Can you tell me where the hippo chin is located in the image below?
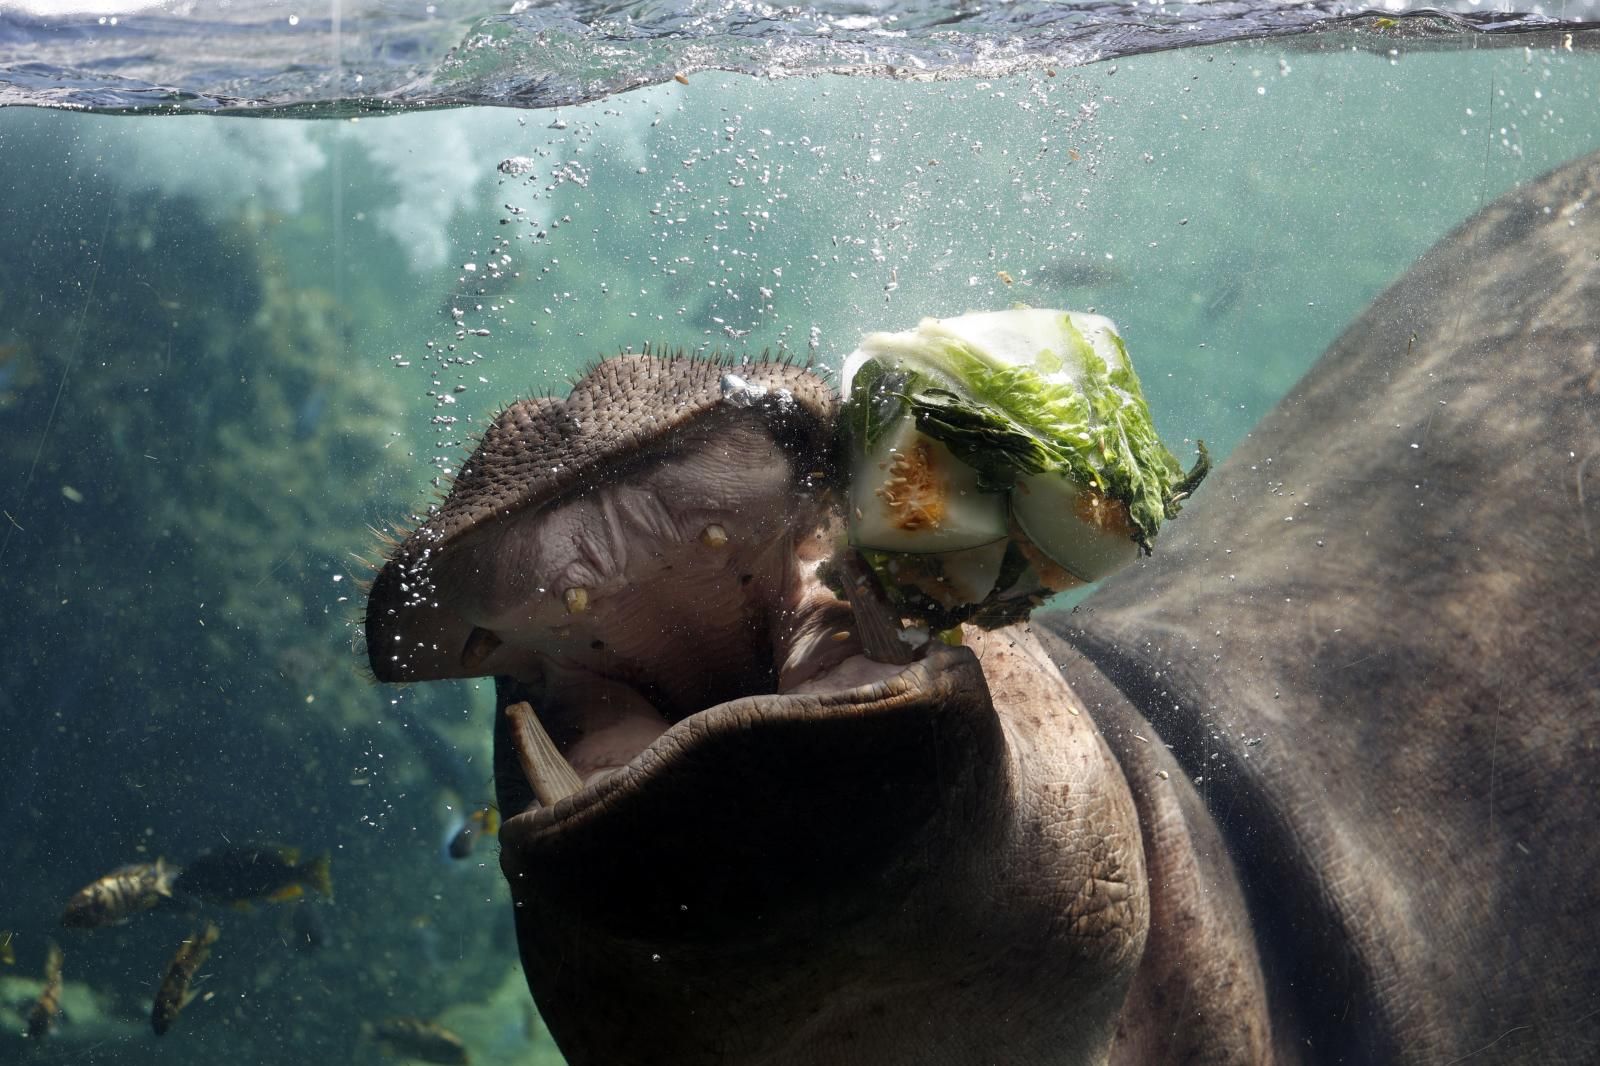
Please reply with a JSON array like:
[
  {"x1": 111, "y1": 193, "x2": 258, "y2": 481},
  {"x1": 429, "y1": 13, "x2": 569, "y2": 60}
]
[{"x1": 366, "y1": 150, "x2": 1600, "y2": 1065}]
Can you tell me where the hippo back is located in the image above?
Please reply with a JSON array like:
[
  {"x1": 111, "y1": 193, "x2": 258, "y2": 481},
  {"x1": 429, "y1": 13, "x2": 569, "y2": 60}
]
[{"x1": 1053, "y1": 150, "x2": 1600, "y2": 1061}]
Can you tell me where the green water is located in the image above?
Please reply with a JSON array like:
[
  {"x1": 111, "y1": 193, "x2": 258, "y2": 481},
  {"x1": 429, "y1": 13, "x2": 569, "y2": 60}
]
[{"x1": 1, "y1": 28, "x2": 1596, "y2": 1065}]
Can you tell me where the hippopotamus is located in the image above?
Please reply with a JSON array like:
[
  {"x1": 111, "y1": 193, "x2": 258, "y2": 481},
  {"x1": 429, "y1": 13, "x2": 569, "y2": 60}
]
[{"x1": 364, "y1": 149, "x2": 1600, "y2": 1064}]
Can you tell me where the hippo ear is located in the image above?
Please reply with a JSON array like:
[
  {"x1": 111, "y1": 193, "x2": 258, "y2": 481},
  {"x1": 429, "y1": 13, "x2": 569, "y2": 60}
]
[{"x1": 1055, "y1": 149, "x2": 1600, "y2": 1057}]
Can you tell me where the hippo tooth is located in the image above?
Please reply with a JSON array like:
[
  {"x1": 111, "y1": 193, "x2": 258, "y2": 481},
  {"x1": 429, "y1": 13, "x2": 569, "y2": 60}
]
[
  {"x1": 459, "y1": 626, "x2": 502, "y2": 671},
  {"x1": 563, "y1": 587, "x2": 589, "y2": 615},
  {"x1": 700, "y1": 524, "x2": 729, "y2": 548},
  {"x1": 504, "y1": 701, "x2": 583, "y2": 807}
]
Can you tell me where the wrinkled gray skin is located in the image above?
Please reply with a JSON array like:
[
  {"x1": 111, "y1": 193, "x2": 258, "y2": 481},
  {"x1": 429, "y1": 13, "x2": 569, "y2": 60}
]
[{"x1": 366, "y1": 151, "x2": 1600, "y2": 1064}]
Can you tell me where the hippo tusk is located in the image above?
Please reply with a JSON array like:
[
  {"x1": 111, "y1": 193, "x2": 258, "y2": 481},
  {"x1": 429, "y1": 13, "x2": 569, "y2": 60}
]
[{"x1": 505, "y1": 701, "x2": 583, "y2": 807}]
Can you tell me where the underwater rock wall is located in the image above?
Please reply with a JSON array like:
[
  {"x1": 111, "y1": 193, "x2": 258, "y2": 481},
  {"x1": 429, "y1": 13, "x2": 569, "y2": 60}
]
[{"x1": 0, "y1": 116, "x2": 529, "y2": 1064}]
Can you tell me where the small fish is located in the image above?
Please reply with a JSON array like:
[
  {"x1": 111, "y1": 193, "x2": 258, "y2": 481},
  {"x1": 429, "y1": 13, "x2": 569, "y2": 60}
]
[
  {"x1": 1200, "y1": 273, "x2": 1247, "y2": 322},
  {"x1": 151, "y1": 922, "x2": 219, "y2": 1036},
  {"x1": 174, "y1": 845, "x2": 332, "y2": 906},
  {"x1": 1, "y1": 929, "x2": 14, "y2": 964},
  {"x1": 26, "y1": 940, "x2": 63, "y2": 1039},
  {"x1": 1033, "y1": 257, "x2": 1126, "y2": 290},
  {"x1": 446, "y1": 805, "x2": 501, "y2": 860},
  {"x1": 371, "y1": 1017, "x2": 471, "y2": 1064},
  {"x1": 294, "y1": 386, "x2": 329, "y2": 440},
  {"x1": 61, "y1": 858, "x2": 180, "y2": 927}
]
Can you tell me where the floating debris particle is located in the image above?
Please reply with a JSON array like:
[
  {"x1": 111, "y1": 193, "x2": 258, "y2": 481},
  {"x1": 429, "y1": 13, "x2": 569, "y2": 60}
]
[
  {"x1": 290, "y1": 901, "x2": 329, "y2": 951},
  {"x1": 496, "y1": 156, "x2": 536, "y2": 177}
]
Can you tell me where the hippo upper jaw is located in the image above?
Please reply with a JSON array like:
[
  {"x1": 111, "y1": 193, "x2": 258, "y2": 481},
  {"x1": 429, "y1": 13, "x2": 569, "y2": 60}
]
[
  {"x1": 364, "y1": 354, "x2": 839, "y2": 694},
  {"x1": 370, "y1": 411, "x2": 877, "y2": 788}
]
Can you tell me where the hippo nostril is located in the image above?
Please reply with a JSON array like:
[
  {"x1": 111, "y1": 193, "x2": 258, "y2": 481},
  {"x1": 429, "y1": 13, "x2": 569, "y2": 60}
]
[{"x1": 460, "y1": 626, "x2": 502, "y2": 671}]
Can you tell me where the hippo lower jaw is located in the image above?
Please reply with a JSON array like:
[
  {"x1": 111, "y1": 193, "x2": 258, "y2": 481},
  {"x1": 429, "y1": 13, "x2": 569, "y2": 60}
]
[{"x1": 492, "y1": 631, "x2": 1152, "y2": 1066}]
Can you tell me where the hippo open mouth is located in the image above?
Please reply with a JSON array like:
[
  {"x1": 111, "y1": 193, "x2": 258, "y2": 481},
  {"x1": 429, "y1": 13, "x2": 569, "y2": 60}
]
[
  {"x1": 365, "y1": 354, "x2": 917, "y2": 818},
  {"x1": 364, "y1": 352, "x2": 1152, "y2": 1066}
]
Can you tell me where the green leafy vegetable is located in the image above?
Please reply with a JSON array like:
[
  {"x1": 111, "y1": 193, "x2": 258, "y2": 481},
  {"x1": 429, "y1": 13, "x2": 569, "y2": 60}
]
[{"x1": 839, "y1": 307, "x2": 1206, "y2": 626}]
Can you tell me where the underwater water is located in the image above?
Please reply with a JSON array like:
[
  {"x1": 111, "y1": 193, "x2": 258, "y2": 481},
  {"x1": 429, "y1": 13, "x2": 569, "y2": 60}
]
[{"x1": 1, "y1": 3, "x2": 1598, "y2": 1064}]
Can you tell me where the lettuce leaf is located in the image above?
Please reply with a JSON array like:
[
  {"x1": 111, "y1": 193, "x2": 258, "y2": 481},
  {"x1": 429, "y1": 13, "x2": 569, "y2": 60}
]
[{"x1": 843, "y1": 308, "x2": 1201, "y2": 550}]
